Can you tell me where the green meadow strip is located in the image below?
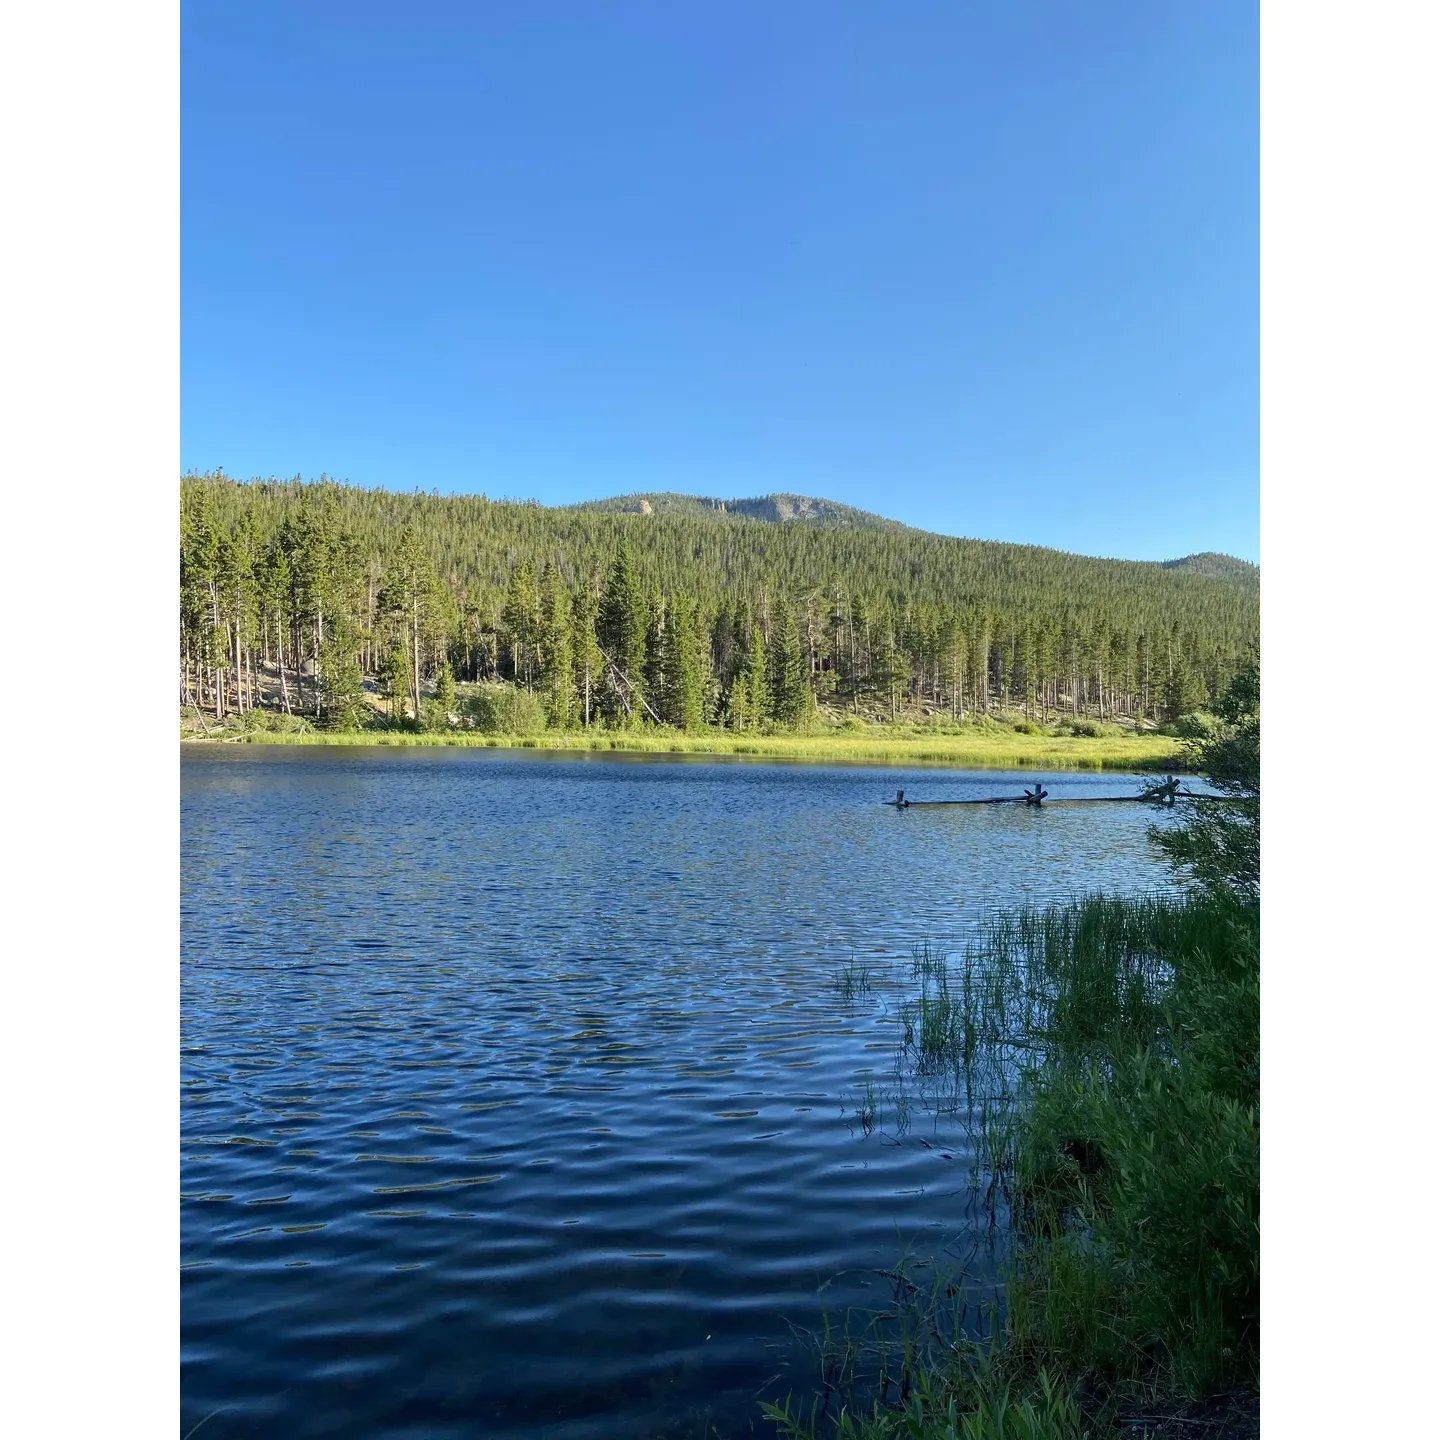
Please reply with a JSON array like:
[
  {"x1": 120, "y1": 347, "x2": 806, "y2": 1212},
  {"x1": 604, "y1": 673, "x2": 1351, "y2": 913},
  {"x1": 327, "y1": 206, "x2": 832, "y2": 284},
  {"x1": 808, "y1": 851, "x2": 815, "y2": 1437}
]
[{"x1": 182, "y1": 724, "x2": 1187, "y2": 773}]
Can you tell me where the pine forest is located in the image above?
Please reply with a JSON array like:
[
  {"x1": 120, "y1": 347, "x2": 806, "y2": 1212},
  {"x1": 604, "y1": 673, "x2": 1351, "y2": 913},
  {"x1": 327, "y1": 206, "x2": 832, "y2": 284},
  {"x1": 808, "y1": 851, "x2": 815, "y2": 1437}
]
[{"x1": 179, "y1": 473, "x2": 1259, "y2": 736}]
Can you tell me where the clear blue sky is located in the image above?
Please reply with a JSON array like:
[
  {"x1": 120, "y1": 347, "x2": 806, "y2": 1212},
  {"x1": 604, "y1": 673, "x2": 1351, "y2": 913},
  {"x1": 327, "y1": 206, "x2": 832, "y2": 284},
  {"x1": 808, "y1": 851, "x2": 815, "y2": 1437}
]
[{"x1": 182, "y1": 2, "x2": 1258, "y2": 563}]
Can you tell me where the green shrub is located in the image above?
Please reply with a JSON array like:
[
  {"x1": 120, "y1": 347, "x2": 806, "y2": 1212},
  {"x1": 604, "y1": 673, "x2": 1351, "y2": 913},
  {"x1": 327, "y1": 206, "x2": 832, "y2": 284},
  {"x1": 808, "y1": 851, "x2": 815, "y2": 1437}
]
[
  {"x1": 227, "y1": 708, "x2": 316, "y2": 736},
  {"x1": 1173, "y1": 711, "x2": 1220, "y2": 740},
  {"x1": 1005, "y1": 896, "x2": 1259, "y2": 1397},
  {"x1": 421, "y1": 698, "x2": 459, "y2": 731},
  {"x1": 459, "y1": 682, "x2": 547, "y2": 735}
]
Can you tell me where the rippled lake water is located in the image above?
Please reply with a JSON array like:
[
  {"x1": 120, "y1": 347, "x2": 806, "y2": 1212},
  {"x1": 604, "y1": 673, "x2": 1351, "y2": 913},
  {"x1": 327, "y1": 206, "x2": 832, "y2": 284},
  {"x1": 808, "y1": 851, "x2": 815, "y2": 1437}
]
[{"x1": 181, "y1": 746, "x2": 1179, "y2": 1439}]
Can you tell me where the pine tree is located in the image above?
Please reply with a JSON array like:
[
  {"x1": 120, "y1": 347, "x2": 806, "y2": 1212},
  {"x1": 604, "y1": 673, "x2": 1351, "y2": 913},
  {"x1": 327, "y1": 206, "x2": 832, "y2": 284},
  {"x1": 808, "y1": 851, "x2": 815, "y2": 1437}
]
[
  {"x1": 597, "y1": 539, "x2": 648, "y2": 722},
  {"x1": 728, "y1": 623, "x2": 769, "y2": 729},
  {"x1": 570, "y1": 584, "x2": 602, "y2": 727},
  {"x1": 180, "y1": 486, "x2": 223, "y2": 717},
  {"x1": 318, "y1": 625, "x2": 367, "y2": 729},
  {"x1": 767, "y1": 598, "x2": 810, "y2": 727},
  {"x1": 661, "y1": 591, "x2": 706, "y2": 730},
  {"x1": 849, "y1": 594, "x2": 871, "y2": 712},
  {"x1": 501, "y1": 560, "x2": 540, "y2": 689},
  {"x1": 1161, "y1": 651, "x2": 1207, "y2": 724},
  {"x1": 434, "y1": 657, "x2": 457, "y2": 725},
  {"x1": 873, "y1": 622, "x2": 909, "y2": 724},
  {"x1": 257, "y1": 540, "x2": 295, "y2": 713},
  {"x1": 379, "y1": 524, "x2": 438, "y2": 728},
  {"x1": 940, "y1": 613, "x2": 966, "y2": 719},
  {"x1": 643, "y1": 586, "x2": 666, "y2": 716},
  {"x1": 382, "y1": 644, "x2": 411, "y2": 723},
  {"x1": 538, "y1": 564, "x2": 575, "y2": 728}
]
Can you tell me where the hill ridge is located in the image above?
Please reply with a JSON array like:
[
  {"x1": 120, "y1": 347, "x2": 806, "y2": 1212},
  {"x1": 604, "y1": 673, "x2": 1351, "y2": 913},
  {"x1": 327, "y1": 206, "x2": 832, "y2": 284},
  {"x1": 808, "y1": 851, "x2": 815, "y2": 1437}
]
[
  {"x1": 572, "y1": 490, "x2": 905, "y2": 533},
  {"x1": 572, "y1": 489, "x2": 1255, "y2": 581}
]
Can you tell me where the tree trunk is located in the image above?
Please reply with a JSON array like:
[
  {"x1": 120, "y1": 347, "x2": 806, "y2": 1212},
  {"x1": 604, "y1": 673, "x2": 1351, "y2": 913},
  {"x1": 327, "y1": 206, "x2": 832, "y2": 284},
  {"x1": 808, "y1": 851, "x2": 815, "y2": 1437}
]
[{"x1": 233, "y1": 612, "x2": 244, "y2": 713}]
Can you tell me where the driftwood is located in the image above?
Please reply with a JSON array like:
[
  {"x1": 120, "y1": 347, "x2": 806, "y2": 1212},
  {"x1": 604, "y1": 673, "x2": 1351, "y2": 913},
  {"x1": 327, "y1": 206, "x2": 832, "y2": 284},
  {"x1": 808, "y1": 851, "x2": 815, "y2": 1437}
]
[{"x1": 885, "y1": 777, "x2": 1221, "y2": 809}]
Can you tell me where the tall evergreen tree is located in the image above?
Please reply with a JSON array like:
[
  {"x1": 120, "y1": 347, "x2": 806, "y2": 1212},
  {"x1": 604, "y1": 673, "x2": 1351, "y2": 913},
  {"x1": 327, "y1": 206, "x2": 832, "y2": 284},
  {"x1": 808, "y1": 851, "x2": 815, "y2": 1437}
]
[
  {"x1": 728, "y1": 624, "x2": 769, "y2": 729},
  {"x1": 597, "y1": 539, "x2": 649, "y2": 722},
  {"x1": 318, "y1": 624, "x2": 367, "y2": 729},
  {"x1": 501, "y1": 560, "x2": 540, "y2": 689},
  {"x1": 874, "y1": 622, "x2": 910, "y2": 724},
  {"x1": 433, "y1": 656, "x2": 458, "y2": 724},
  {"x1": 643, "y1": 585, "x2": 666, "y2": 712},
  {"x1": 660, "y1": 591, "x2": 706, "y2": 730},
  {"x1": 767, "y1": 598, "x2": 811, "y2": 727},
  {"x1": 379, "y1": 524, "x2": 439, "y2": 728},
  {"x1": 570, "y1": 584, "x2": 602, "y2": 727},
  {"x1": 382, "y1": 644, "x2": 411, "y2": 723},
  {"x1": 1162, "y1": 649, "x2": 1207, "y2": 723},
  {"x1": 538, "y1": 564, "x2": 576, "y2": 728}
]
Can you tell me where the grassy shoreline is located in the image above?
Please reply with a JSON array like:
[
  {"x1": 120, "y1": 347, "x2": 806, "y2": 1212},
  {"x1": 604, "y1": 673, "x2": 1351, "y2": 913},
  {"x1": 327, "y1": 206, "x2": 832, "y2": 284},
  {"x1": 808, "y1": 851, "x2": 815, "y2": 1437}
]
[
  {"x1": 180, "y1": 723, "x2": 1188, "y2": 772},
  {"x1": 765, "y1": 674, "x2": 1259, "y2": 1439}
]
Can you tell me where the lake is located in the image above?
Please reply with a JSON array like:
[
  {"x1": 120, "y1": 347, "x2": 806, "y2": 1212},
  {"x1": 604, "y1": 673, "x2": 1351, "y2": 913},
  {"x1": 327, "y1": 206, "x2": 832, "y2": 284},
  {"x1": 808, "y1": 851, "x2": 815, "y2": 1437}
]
[{"x1": 181, "y1": 746, "x2": 1179, "y2": 1438}]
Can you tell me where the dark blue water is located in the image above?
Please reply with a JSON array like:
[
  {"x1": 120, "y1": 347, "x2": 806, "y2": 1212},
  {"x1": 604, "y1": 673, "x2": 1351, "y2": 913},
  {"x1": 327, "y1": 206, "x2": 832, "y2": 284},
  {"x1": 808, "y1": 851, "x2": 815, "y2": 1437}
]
[{"x1": 181, "y1": 747, "x2": 1178, "y2": 1438}]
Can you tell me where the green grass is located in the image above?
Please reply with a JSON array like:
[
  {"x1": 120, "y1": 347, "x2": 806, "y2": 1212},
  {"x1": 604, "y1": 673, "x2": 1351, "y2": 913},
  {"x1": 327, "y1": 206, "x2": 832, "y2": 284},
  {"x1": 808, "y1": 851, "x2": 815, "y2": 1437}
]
[
  {"x1": 761, "y1": 1259, "x2": 1093, "y2": 1440},
  {"x1": 775, "y1": 891, "x2": 1258, "y2": 1440},
  {"x1": 770, "y1": 679, "x2": 1260, "y2": 1439},
  {"x1": 180, "y1": 716, "x2": 1186, "y2": 772},
  {"x1": 1001, "y1": 897, "x2": 1259, "y2": 1401},
  {"x1": 764, "y1": 1355, "x2": 1091, "y2": 1440}
]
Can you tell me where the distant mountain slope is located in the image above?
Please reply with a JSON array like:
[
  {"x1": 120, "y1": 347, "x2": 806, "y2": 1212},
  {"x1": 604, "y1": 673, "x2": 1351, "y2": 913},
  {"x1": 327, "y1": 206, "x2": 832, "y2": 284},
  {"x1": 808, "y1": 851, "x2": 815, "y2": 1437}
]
[
  {"x1": 576, "y1": 492, "x2": 1258, "y2": 589},
  {"x1": 1159, "y1": 553, "x2": 1260, "y2": 591},
  {"x1": 574, "y1": 491, "x2": 903, "y2": 531},
  {"x1": 187, "y1": 475, "x2": 1259, "y2": 664}
]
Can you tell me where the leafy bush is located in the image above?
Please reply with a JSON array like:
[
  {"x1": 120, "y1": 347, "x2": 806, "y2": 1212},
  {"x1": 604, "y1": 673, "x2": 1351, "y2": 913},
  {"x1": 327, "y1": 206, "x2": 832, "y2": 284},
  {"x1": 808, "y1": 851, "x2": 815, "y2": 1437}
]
[
  {"x1": 421, "y1": 698, "x2": 460, "y2": 731},
  {"x1": 459, "y1": 682, "x2": 547, "y2": 735},
  {"x1": 1157, "y1": 661, "x2": 1259, "y2": 903},
  {"x1": 1173, "y1": 711, "x2": 1220, "y2": 740},
  {"x1": 1008, "y1": 896, "x2": 1259, "y2": 1396},
  {"x1": 226, "y1": 708, "x2": 315, "y2": 735}
]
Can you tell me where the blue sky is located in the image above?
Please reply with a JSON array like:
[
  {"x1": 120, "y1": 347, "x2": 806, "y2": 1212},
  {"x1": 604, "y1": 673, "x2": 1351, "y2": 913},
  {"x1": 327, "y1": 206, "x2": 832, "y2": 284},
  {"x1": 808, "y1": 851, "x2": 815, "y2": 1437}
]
[{"x1": 182, "y1": 2, "x2": 1258, "y2": 563}]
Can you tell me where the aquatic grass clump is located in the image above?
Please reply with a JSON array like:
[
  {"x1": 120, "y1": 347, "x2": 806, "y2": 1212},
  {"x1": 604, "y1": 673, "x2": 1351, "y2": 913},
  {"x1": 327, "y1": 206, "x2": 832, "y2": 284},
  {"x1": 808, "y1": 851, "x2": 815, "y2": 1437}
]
[
  {"x1": 835, "y1": 955, "x2": 875, "y2": 1005},
  {"x1": 973, "y1": 895, "x2": 1177, "y2": 1065},
  {"x1": 852, "y1": 1078, "x2": 880, "y2": 1137},
  {"x1": 763, "y1": 1322, "x2": 1091, "y2": 1440}
]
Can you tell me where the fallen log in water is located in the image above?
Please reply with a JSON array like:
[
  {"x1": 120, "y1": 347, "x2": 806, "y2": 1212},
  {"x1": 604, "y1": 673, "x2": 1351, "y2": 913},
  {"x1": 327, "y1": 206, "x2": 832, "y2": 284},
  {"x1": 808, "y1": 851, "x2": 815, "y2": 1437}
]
[{"x1": 883, "y1": 777, "x2": 1225, "y2": 808}]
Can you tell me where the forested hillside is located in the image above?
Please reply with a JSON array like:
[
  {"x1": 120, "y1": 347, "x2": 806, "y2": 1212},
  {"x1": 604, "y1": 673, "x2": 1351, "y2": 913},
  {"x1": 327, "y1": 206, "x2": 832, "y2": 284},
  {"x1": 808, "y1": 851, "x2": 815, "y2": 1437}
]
[
  {"x1": 576, "y1": 491, "x2": 904, "y2": 530},
  {"x1": 1160, "y1": 551, "x2": 1260, "y2": 590},
  {"x1": 180, "y1": 473, "x2": 1258, "y2": 733}
]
